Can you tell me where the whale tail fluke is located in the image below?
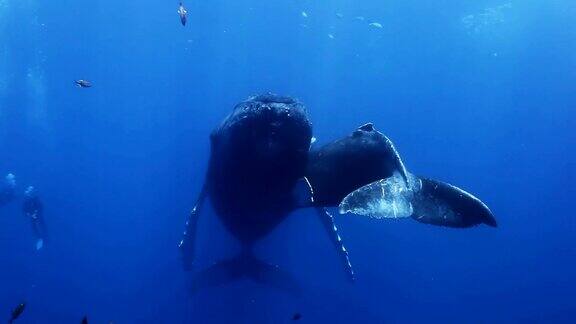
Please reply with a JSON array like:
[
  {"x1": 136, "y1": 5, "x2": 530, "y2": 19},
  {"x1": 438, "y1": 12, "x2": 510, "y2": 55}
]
[{"x1": 189, "y1": 250, "x2": 301, "y2": 295}]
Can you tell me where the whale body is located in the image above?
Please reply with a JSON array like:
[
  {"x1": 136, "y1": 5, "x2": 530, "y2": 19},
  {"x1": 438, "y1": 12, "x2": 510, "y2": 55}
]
[
  {"x1": 207, "y1": 94, "x2": 312, "y2": 242},
  {"x1": 306, "y1": 123, "x2": 497, "y2": 228},
  {"x1": 179, "y1": 97, "x2": 496, "y2": 282}
]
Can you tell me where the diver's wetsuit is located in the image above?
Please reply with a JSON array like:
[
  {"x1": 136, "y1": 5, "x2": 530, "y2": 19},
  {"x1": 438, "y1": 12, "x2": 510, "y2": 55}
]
[
  {"x1": 0, "y1": 188, "x2": 15, "y2": 207},
  {"x1": 0, "y1": 180, "x2": 16, "y2": 207},
  {"x1": 22, "y1": 194, "x2": 47, "y2": 246}
]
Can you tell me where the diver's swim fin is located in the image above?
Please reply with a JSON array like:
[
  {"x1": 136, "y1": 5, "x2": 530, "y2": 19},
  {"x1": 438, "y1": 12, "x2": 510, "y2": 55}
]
[
  {"x1": 411, "y1": 177, "x2": 497, "y2": 228},
  {"x1": 315, "y1": 207, "x2": 355, "y2": 282},
  {"x1": 179, "y1": 183, "x2": 208, "y2": 271}
]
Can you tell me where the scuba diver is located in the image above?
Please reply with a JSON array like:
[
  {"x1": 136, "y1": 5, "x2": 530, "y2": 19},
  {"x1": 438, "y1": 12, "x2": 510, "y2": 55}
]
[
  {"x1": 0, "y1": 173, "x2": 16, "y2": 207},
  {"x1": 22, "y1": 186, "x2": 47, "y2": 250}
]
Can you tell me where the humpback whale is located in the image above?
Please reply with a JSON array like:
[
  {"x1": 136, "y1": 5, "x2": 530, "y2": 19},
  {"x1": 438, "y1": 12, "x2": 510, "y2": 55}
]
[
  {"x1": 179, "y1": 94, "x2": 355, "y2": 281},
  {"x1": 306, "y1": 122, "x2": 497, "y2": 228},
  {"x1": 306, "y1": 122, "x2": 409, "y2": 207},
  {"x1": 179, "y1": 96, "x2": 496, "y2": 284}
]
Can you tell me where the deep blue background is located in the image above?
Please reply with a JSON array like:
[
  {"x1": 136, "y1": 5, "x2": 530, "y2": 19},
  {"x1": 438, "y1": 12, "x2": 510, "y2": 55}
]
[{"x1": 1, "y1": 0, "x2": 575, "y2": 322}]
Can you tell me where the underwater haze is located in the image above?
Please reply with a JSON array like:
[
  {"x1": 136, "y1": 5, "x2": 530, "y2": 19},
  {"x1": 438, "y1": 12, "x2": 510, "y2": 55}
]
[{"x1": 1, "y1": 0, "x2": 575, "y2": 323}]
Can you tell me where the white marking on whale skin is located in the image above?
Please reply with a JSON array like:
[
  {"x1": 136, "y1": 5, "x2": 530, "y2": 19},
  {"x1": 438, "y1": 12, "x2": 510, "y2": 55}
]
[
  {"x1": 303, "y1": 177, "x2": 315, "y2": 203},
  {"x1": 316, "y1": 207, "x2": 355, "y2": 280},
  {"x1": 339, "y1": 172, "x2": 420, "y2": 219}
]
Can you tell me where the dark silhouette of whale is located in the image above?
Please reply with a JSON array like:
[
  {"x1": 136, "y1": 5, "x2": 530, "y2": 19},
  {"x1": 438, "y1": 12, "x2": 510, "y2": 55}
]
[
  {"x1": 206, "y1": 94, "x2": 312, "y2": 242},
  {"x1": 179, "y1": 95, "x2": 496, "y2": 283},
  {"x1": 306, "y1": 122, "x2": 409, "y2": 207},
  {"x1": 306, "y1": 122, "x2": 497, "y2": 228},
  {"x1": 180, "y1": 94, "x2": 356, "y2": 281}
]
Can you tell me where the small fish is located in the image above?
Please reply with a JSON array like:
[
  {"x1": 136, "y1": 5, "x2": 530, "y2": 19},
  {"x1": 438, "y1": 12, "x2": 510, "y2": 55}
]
[
  {"x1": 336, "y1": 13, "x2": 344, "y2": 19},
  {"x1": 354, "y1": 16, "x2": 365, "y2": 21},
  {"x1": 369, "y1": 22, "x2": 383, "y2": 28},
  {"x1": 301, "y1": 11, "x2": 308, "y2": 18},
  {"x1": 75, "y1": 80, "x2": 92, "y2": 88},
  {"x1": 9, "y1": 303, "x2": 25, "y2": 323},
  {"x1": 178, "y1": 2, "x2": 187, "y2": 26},
  {"x1": 292, "y1": 313, "x2": 302, "y2": 321},
  {"x1": 327, "y1": 34, "x2": 335, "y2": 39},
  {"x1": 81, "y1": 316, "x2": 88, "y2": 324},
  {"x1": 311, "y1": 136, "x2": 317, "y2": 145}
]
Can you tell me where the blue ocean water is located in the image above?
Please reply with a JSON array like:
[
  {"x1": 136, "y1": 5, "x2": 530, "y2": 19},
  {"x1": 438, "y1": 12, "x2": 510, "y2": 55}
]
[{"x1": 1, "y1": 0, "x2": 575, "y2": 322}]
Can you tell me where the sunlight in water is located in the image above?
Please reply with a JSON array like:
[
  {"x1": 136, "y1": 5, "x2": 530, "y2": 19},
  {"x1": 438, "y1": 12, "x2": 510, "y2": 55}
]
[
  {"x1": 0, "y1": 0, "x2": 51, "y2": 134},
  {"x1": 26, "y1": 66, "x2": 49, "y2": 130},
  {"x1": 0, "y1": 1, "x2": 9, "y2": 121},
  {"x1": 461, "y1": 3, "x2": 512, "y2": 34}
]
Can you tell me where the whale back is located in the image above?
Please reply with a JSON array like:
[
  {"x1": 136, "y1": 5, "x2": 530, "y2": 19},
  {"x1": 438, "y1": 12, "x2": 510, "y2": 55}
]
[
  {"x1": 207, "y1": 94, "x2": 312, "y2": 241},
  {"x1": 306, "y1": 123, "x2": 407, "y2": 206}
]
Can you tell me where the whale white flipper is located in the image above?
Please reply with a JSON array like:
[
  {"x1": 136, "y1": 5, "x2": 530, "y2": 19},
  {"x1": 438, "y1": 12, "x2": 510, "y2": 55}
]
[
  {"x1": 339, "y1": 172, "x2": 496, "y2": 228},
  {"x1": 316, "y1": 207, "x2": 355, "y2": 282},
  {"x1": 339, "y1": 172, "x2": 420, "y2": 219},
  {"x1": 180, "y1": 181, "x2": 208, "y2": 270},
  {"x1": 411, "y1": 178, "x2": 497, "y2": 228}
]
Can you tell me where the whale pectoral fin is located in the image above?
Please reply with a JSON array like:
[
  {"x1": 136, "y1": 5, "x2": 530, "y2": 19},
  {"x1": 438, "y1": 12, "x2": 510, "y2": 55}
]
[
  {"x1": 316, "y1": 207, "x2": 355, "y2": 282},
  {"x1": 292, "y1": 177, "x2": 315, "y2": 209},
  {"x1": 179, "y1": 183, "x2": 208, "y2": 271},
  {"x1": 292, "y1": 178, "x2": 355, "y2": 279},
  {"x1": 411, "y1": 177, "x2": 497, "y2": 228},
  {"x1": 338, "y1": 172, "x2": 417, "y2": 219},
  {"x1": 338, "y1": 173, "x2": 497, "y2": 228},
  {"x1": 383, "y1": 135, "x2": 409, "y2": 187}
]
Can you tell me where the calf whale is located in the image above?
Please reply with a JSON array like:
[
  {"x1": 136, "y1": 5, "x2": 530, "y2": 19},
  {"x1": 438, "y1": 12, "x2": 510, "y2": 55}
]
[{"x1": 306, "y1": 122, "x2": 497, "y2": 227}]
